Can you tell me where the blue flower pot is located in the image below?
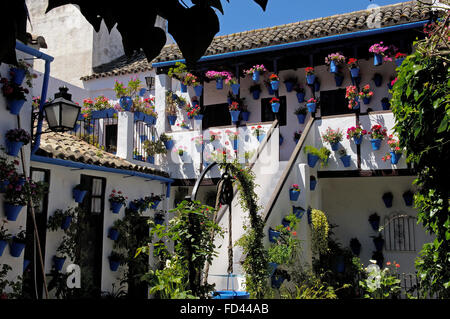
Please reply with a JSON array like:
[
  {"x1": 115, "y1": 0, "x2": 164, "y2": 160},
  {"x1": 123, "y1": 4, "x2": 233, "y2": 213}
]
[
  {"x1": 334, "y1": 75, "x2": 344, "y2": 87},
  {"x1": 233, "y1": 139, "x2": 238, "y2": 151},
  {"x1": 61, "y1": 216, "x2": 73, "y2": 230},
  {"x1": 53, "y1": 256, "x2": 66, "y2": 271},
  {"x1": 390, "y1": 151, "x2": 402, "y2": 164},
  {"x1": 382, "y1": 194, "x2": 393, "y2": 208},
  {"x1": 350, "y1": 67, "x2": 360, "y2": 78},
  {"x1": 306, "y1": 74, "x2": 315, "y2": 85},
  {"x1": 382, "y1": 100, "x2": 390, "y2": 110},
  {"x1": 229, "y1": 110, "x2": 240, "y2": 124},
  {"x1": 134, "y1": 111, "x2": 145, "y2": 122},
  {"x1": 5, "y1": 140, "x2": 24, "y2": 157},
  {"x1": 216, "y1": 78, "x2": 223, "y2": 90},
  {"x1": 310, "y1": 179, "x2": 317, "y2": 191},
  {"x1": 109, "y1": 259, "x2": 120, "y2": 271},
  {"x1": 281, "y1": 218, "x2": 290, "y2": 228},
  {"x1": 85, "y1": 125, "x2": 94, "y2": 134},
  {"x1": 307, "y1": 103, "x2": 316, "y2": 113},
  {"x1": 91, "y1": 110, "x2": 107, "y2": 119},
  {"x1": 23, "y1": 259, "x2": 31, "y2": 271},
  {"x1": 180, "y1": 83, "x2": 187, "y2": 93},
  {"x1": 11, "y1": 68, "x2": 26, "y2": 85},
  {"x1": 340, "y1": 155, "x2": 351, "y2": 167},
  {"x1": 73, "y1": 189, "x2": 87, "y2": 203},
  {"x1": 363, "y1": 97, "x2": 371, "y2": 105},
  {"x1": 289, "y1": 189, "x2": 300, "y2": 201},
  {"x1": 297, "y1": 114, "x2": 305, "y2": 124},
  {"x1": 231, "y1": 83, "x2": 240, "y2": 95},
  {"x1": 373, "y1": 74, "x2": 383, "y2": 87},
  {"x1": 271, "y1": 102, "x2": 280, "y2": 113},
  {"x1": 194, "y1": 85, "x2": 203, "y2": 96},
  {"x1": 155, "y1": 216, "x2": 164, "y2": 225},
  {"x1": 271, "y1": 274, "x2": 285, "y2": 289},
  {"x1": 108, "y1": 228, "x2": 119, "y2": 241},
  {"x1": 252, "y1": 71, "x2": 260, "y2": 82},
  {"x1": 7, "y1": 99, "x2": 26, "y2": 115},
  {"x1": 285, "y1": 81, "x2": 294, "y2": 92},
  {"x1": 270, "y1": 80, "x2": 279, "y2": 91},
  {"x1": 396, "y1": 58, "x2": 404, "y2": 67},
  {"x1": 403, "y1": 192, "x2": 414, "y2": 206},
  {"x1": 330, "y1": 142, "x2": 339, "y2": 151},
  {"x1": 370, "y1": 139, "x2": 382, "y2": 151},
  {"x1": 147, "y1": 156, "x2": 155, "y2": 164},
  {"x1": 268, "y1": 228, "x2": 280, "y2": 243},
  {"x1": 314, "y1": 81, "x2": 321, "y2": 92},
  {"x1": 374, "y1": 54, "x2": 383, "y2": 66},
  {"x1": 353, "y1": 136, "x2": 363, "y2": 145},
  {"x1": 119, "y1": 96, "x2": 133, "y2": 111},
  {"x1": 268, "y1": 262, "x2": 278, "y2": 277},
  {"x1": 252, "y1": 90, "x2": 260, "y2": 100},
  {"x1": 110, "y1": 201, "x2": 123, "y2": 214},
  {"x1": 4, "y1": 203, "x2": 23, "y2": 221},
  {"x1": 257, "y1": 134, "x2": 265, "y2": 143},
  {"x1": 73, "y1": 123, "x2": 80, "y2": 133},
  {"x1": 151, "y1": 200, "x2": 160, "y2": 210},
  {"x1": 0, "y1": 240, "x2": 8, "y2": 256},
  {"x1": 330, "y1": 60, "x2": 338, "y2": 73},
  {"x1": 129, "y1": 201, "x2": 139, "y2": 211},
  {"x1": 267, "y1": 85, "x2": 275, "y2": 95},
  {"x1": 279, "y1": 135, "x2": 283, "y2": 145},
  {"x1": 307, "y1": 153, "x2": 319, "y2": 168},
  {"x1": 293, "y1": 206, "x2": 305, "y2": 219},
  {"x1": 296, "y1": 92, "x2": 305, "y2": 103},
  {"x1": 241, "y1": 111, "x2": 250, "y2": 121},
  {"x1": 164, "y1": 139, "x2": 174, "y2": 150},
  {"x1": 167, "y1": 115, "x2": 177, "y2": 125},
  {"x1": 373, "y1": 238, "x2": 384, "y2": 251},
  {"x1": 10, "y1": 240, "x2": 25, "y2": 257}
]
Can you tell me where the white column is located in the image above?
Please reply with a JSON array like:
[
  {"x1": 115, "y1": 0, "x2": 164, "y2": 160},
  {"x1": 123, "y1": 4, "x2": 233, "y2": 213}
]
[
  {"x1": 116, "y1": 111, "x2": 134, "y2": 161},
  {"x1": 155, "y1": 73, "x2": 171, "y2": 136}
]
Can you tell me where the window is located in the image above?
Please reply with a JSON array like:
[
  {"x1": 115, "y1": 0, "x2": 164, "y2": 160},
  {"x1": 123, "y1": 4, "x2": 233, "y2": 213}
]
[
  {"x1": 320, "y1": 89, "x2": 353, "y2": 117},
  {"x1": 203, "y1": 103, "x2": 231, "y2": 129},
  {"x1": 105, "y1": 124, "x2": 117, "y2": 153},
  {"x1": 261, "y1": 96, "x2": 286, "y2": 126},
  {"x1": 383, "y1": 213, "x2": 416, "y2": 251}
]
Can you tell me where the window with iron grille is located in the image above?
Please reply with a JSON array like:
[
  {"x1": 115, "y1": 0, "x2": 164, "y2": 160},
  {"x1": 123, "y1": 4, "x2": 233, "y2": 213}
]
[{"x1": 383, "y1": 213, "x2": 417, "y2": 251}]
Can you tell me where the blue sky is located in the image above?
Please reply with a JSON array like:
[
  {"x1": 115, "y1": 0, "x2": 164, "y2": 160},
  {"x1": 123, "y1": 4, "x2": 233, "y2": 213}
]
[{"x1": 183, "y1": 0, "x2": 407, "y2": 36}]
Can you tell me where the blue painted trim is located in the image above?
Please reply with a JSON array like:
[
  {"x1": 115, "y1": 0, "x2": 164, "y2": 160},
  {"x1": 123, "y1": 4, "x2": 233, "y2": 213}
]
[
  {"x1": 30, "y1": 155, "x2": 174, "y2": 184},
  {"x1": 153, "y1": 20, "x2": 428, "y2": 68}
]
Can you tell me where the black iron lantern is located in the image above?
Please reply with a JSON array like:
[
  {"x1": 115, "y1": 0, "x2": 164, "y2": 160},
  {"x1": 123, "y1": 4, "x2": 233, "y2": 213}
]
[{"x1": 43, "y1": 86, "x2": 81, "y2": 132}]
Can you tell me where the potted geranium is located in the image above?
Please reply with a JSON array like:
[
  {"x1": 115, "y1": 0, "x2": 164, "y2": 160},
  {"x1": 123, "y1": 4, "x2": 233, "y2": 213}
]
[
  {"x1": 294, "y1": 85, "x2": 305, "y2": 103},
  {"x1": 269, "y1": 73, "x2": 280, "y2": 91},
  {"x1": 244, "y1": 64, "x2": 267, "y2": 82},
  {"x1": 205, "y1": 70, "x2": 232, "y2": 90},
  {"x1": 0, "y1": 223, "x2": 11, "y2": 257},
  {"x1": 108, "y1": 251, "x2": 126, "y2": 271},
  {"x1": 306, "y1": 98, "x2": 317, "y2": 113},
  {"x1": 338, "y1": 149, "x2": 351, "y2": 167},
  {"x1": 283, "y1": 75, "x2": 298, "y2": 92},
  {"x1": 345, "y1": 85, "x2": 360, "y2": 110},
  {"x1": 270, "y1": 97, "x2": 280, "y2": 113},
  {"x1": 305, "y1": 67, "x2": 315, "y2": 85},
  {"x1": 346, "y1": 125, "x2": 367, "y2": 145},
  {"x1": 395, "y1": 52, "x2": 407, "y2": 67},
  {"x1": 325, "y1": 52, "x2": 346, "y2": 73},
  {"x1": 5, "y1": 128, "x2": 31, "y2": 157},
  {"x1": 251, "y1": 125, "x2": 266, "y2": 142},
  {"x1": 321, "y1": 127, "x2": 343, "y2": 151},
  {"x1": 168, "y1": 62, "x2": 188, "y2": 92},
  {"x1": 9, "y1": 229, "x2": 27, "y2": 258},
  {"x1": 249, "y1": 84, "x2": 262, "y2": 100},
  {"x1": 109, "y1": 189, "x2": 127, "y2": 214},
  {"x1": 229, "y1": 101, "x2": 240, "y2": 124},
  {"x1": 294, "y1": 106, "x2": 307, "y2": 124},
  {"x1": 382, "y1": 134, "x2": 403, "y2": 165},
  {"x1": 73, "y1": 184, "x2": 88, "y2": 203},
  {"x1": 347, "y1": 58, "x2": 360, "y2": 78},
  {"x1": 289, "y1": 184, "x2": 301, "y2": 201},
  {"x1": 359, "y1": 84, "x2": 374, "y2": 105},
  {"x1": 293, "y1": 130, "x2": 302, "y2": 144},
  {"x1": 369, "y1": 41, "x2": 389, "y2": 66},
  {"x1": 369, "y1": 124, "x2": 387, "y2": 150},
  {"x1": 1, "y1": 77, "x2": 29, "y2": 115}
]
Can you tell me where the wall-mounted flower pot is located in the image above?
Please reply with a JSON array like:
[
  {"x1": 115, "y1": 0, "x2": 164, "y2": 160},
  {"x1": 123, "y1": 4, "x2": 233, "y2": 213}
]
[
  {"x1": 340, "y1": 155, "x2": 351, "y2": 167},
  {"x1": 154, "y1": 215, "x2": 165, "y2": 225},
  {"x1": 110, "y1": 201, "x2": 123, "y2": 214},
  {"x1": 395, "y1": 58, "x2": 405, "y2": 67},
  {"x1": 306, "y1": 74, "x2": 315, "y2": 85},
  {"x1": 0, "y1": 240, "x2": 8, "y2": 256},
  {"x1": 10, "y1": 67, "x2": 26, "y2": 85},
  {"x1": 73, "y1": 189, "x2": 87, "y2": 203},
  {"x1": 147, "y1": 156, "x2": 155, "y2": 164},
  {"x1": 330, "y1": 142, "x2": 339, "y2": 151},
  {"x1": 307, "y1": 153, "x2": 319, "y2": 168},
  {"x1": 61, "y1": 216, "x2": 73, "y2": 230},
  {"x1": 108, "y1": 258, "x2": 120, "y2": 272},
  {"x1": 390, "y1": 151, "x2": 402, "y2": 165},
  {"x1": 382, "y1": 192, "x2": 393, "y2": 208},
  {"x1": 296, "y1": 92, "x2": 305, "y2": 103},
  {"x1": 108, "y1": 228, "x2": 119, "y2": 241},
  {"x1": 353, "y1": 136, "x2": 363, "y2": 145},
  {"x1": 252, "y1": 90, "x2": 260, "y2": 100},
  {"x1": 180, "y1": 83, "x2": 187, "y2": 93},
  {"x1": 194, "y1": 85, "x2": 203, "y2": 96},
  {"x1": 257, "y1": 134, "x2": 265, "y2": 143},
  {"x1": 216, "y1": 78, "x2": 223, "y2": 90},
  {"x1": 4, "y1": 203, "x2": 24, "y2": 221},
  {"x1": 268, "y1": 262, "x2": 278, "y2": 277},
  {"x1": 289, "y1": 189, "x2": 300, "y2": 201},
  {"x1": 271, "y1": 273, "x2": 286, "y2": 289},
  {"x1": 233, "y1": 139, "x2": 238, "y2": 151},
  {"x1": 270, "y1": 80, "x2": 279, "y2": 91},
  {"x1": 281, "y1": 218, "x2": 290, "y2": 228},
  {"x1": 129, "y1": 201, "x2": 138, "y2": 211},
  {"x1": 373, "y1": 236, "x2": 384, "y2": 251},
  {"x1": 73, "y1": 123, "x2": 80, "y2": 133},
  {"x1": 297, "y1": 114, "x2": 306, "y2": 124},
  {"x1": 271, "y1": 102, "x2": 280, "y2": 113},
  {"x1": 373, "y1": 74, "x2": 383, "y2": 87},
  {"x1": 334, "y1": 75, "x2": 344, "y2": 87},
  {"x1": 402, "y1": 191, "x2": 414, "y2": 206},
  {"x1": 134, "y1": 111, "x2": 145, "y2": 122},
  {"x1": 194, "y1": 114, "x2": 203, "y2": 121},
  {"x1": 164, "y1": 140, "x2": 174, "y2": 150},
  {"x1": 229, "y1": 110, "x2": 240, "y2": 124},
  {"x1": 252, "y1": 71, "x2": 260, "y2": 82},
  {"x1": 285, "y1": 81, "x2": 294, "y2": 92},
  {"x1": 267, "y1": 85, "x2": 275, "y2": 95},
  {"x1": 268, "y1": 228, "x2": 280, "y2": 243},
  {"x1": 231, "y1": 83, "x2": 240, "y2": 95},
  {"x1": 363, "y1": 97, "x2": 371, "y2": 105},
  {"x1": 23, "y1": 259, "x2": 31, "y2": 271},
  {"x1": 381, "y1": 100, "x2": 390, "y2": 110},
  {"x1": 307, "y1": 103, "x2": 316, "y2": 113},
  {"x1": 279, "y1": 135, "x2": 283, "y2": 145},
  {"x1": 370, "y1": 139, "x2": 382, "y2": 151},
  {"x1": 7, "y1": 99, "x2": 26, "y2": 115},
  {"x1": 374, "y1": 54, "x2": 383, "y2": 66},
  {"x1": 9, "y1": 239, "x2": 25, "y2": 257},
  {"x1": 53, "y1": 256, "x2": 66, "y2": 271},
  {"x1": 151, "y1": 200, "x2": 161, "y2": 210},
  {"x1": 329, "y1": 60, "x2": 338, "y2": 73},
  {"x1": 350, "y1": 67, "x2": 360, "y2": 78},
  {"x1": 241, "y1": 111, "x2": 250, "y2": 121},
  {"x1": 119, "y1": 96, "x2": 133, "y2": 111},
  {"x1": 0, "y1": 179, "x2": 10, "y2": 193},
  {"x1": 310, "y1": 177, "x2": 317, "y2": 191},
  {"x1": 293, "y1": 206, "x2": 305, "y2": 219},
  {"x1": 167, "y1": 115, "x2": 177, "y2": 126},
  {"x1": 5, "y1": 140, "x2": 24, "y2": 157},
  {"x1": 350, "y1": 238, "x2": 361, "y2": 256},
  {"x1": 369, "y1": 218, "x2": 380, "y2": 231},
  {"x1": 314, "y1": 81, "x2": 321, "y2": 92}
]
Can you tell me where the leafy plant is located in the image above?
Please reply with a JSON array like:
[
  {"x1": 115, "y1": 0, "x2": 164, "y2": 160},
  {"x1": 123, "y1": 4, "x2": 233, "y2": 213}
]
[
  {"x1": 143, "y1": 139, "x2": 167, "y2": 156},
  {"x1": 304, "y1": 145, "x2": 331, "y2": 168},
  {"x1": 310, "y1": 209, "x2": 329, "y2": 255},
  {"x1": 359, "y1": 260, "x2": 401, "y2": 299},
  {"x1": 5, "y1": 128, "x2": 31, "y2": 144},
  {"x1": 268, "y1": 213, "x2": 301, "y2": 266},
  {"x1": 294, "y1": 106, "x2": 307, "y2": 115},
  {"x1": 47, "y1": 207, "x2": 76, "y2": 232},
  {"x1": 0, "y1": 222, "x2": 11, "y2": 241}
]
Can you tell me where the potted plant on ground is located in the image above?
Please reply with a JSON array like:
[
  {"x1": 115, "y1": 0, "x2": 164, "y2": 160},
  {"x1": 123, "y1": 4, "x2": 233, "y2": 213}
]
[
  {"x1": 249, "y1": 84, "x2": 261, "y2": 100},
  {"x1": 9, "y1": 229, "x2": 27, "y2": 258},
  {"x1": 338, "y1": 149, "x2": 351, "y2": 167},
  {"x1": 346, "y1": 125, "x2": 367, "y2": 145},
  {"x1": 345, "y1": 85, "x2": 360, "y2": 110},
  {"x1": 160, "y1": 133, "x2": 174, "y2": 150},
  {"x1": 368, "y1": 124, "x2": 387, "y2": 150},
  {"x1": 269, "y1": 73, "x2": 280, "y2": 91},
  {"x1": 251, "y1": 125, "x2": 266, "y2": 142},
  {"x1": 306, "y1": 98, "x2": 317, "y2": 113},
  {"x1": 108, "y1": 251, "x2": 126, "y2": 271},
  {"x1": 294, "y1": 106, "x2": 307, "y2": 124},
  {"x1": 305, "y1": 67, "x2": 315, "y2": 85},
  {"x1": 283, "y1": 75, "x2": 298, "y2": 92},
  {"x1": 382, "y1": 134, "x2": 403, "y2": 165},
  {"x1": 270, "y1": 97, "x2": 280, "y2": 113},
  {"x1": 289, "y1": 184, "x2": 301, "y2": 201},
  {"x1": 304, "y1": 145, "x2": 331, "y2": 168},
  {"x1": 244, "y1": 64, "x2": 267, "y2": 82},
  {"x1": 0, "y1": 77, "x2": 29, "y2": 115},
  {"x1": 321, "y1": 127, "x2": 343, "y2": 151},
  {"x1": 359, "y1": 84, "x2": 374, "y2": 105},
  {"x1": 73, "y1": 184, "x2": 88, "y2": 203},
  {"x1": 5, "y1": 128, "x2": 31, "y2": 157},
  {"x1": 228, "y1": 101, "x2": 240, "y2": 124},
  {"x1": 325, "y1": 52, "x2": 346, "y2": 73},
  {"x1": 109, "y1": 189, "x2": 128, "y2": 214},
  {"x1": 0, "y1": 223, "x2": 11, "y2": 257},
  {"x1": 47, "y1": 208, "x2": 76, "y2": 232},
  {"x1": 347, "y1": 58, "x2": 360, "y2": 78},
  {"x1": 369, "y1": 41, "x2": 389, "y2": 66}
]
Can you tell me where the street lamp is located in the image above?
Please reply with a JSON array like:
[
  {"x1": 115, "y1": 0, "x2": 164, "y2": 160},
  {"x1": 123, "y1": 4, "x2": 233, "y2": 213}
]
[{"x1": 43, "y1": 86, "x2": 81, "y2": 132}]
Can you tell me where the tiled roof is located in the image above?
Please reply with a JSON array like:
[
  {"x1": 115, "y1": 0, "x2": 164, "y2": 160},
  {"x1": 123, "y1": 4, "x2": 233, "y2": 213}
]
[
  {"x1": 36, "y1": 130, "x2": 170, "y2": 178},
  {"x1": 80, "y1": 1, "x2": 429, "y2": 81}
]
